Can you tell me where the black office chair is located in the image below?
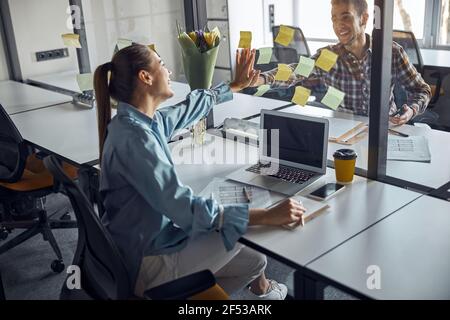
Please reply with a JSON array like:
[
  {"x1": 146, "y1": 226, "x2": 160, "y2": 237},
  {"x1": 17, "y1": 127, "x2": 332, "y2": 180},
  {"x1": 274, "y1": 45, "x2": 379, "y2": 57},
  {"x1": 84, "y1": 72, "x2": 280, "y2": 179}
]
[
  {"x1": 272, "y1": 25, "x2": 311, "y2": 59},
  {"x1": 392, "y1": 30, "x2": 444, "y2": 103},
  {"x1": 43, "y1": 155, "x2": 228, "y2": 300},
  {"x1": 0, "y1": 104, "x2": 78, "y2": 273}
]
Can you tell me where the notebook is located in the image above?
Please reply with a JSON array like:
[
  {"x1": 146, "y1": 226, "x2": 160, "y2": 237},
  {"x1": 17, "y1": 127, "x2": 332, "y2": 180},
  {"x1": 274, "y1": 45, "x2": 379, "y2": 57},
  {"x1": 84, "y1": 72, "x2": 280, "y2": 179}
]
[{"x1": 280, "y1": 196, "x2": 330, "y2": 230}]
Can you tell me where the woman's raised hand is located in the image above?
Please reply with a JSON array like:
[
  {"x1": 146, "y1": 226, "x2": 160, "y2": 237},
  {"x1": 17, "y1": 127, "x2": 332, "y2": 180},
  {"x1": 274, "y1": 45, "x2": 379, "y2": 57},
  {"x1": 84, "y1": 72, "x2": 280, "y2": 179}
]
[{"x1": 230, "y1": 49, "x2": 260, "y2": 93}]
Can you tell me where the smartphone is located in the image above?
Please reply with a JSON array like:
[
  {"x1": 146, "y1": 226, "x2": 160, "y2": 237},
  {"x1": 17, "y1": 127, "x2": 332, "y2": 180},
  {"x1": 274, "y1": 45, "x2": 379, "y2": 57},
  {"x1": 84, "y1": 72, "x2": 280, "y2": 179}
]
[{"x1": 308, "y1": 183, "x2": 345, "y2": 201}]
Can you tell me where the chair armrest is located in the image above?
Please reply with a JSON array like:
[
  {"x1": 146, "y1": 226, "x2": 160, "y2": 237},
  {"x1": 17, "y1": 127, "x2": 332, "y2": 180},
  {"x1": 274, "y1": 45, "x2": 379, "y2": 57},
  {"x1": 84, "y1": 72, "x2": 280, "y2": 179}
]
[
  {"x1": 35, "y1": 151, "x2": 50, "y2": 160},
  {"x1": 428, "y1": 72, "x2": 443, "y2": 107},
  {"x1": 143, "y1": 270, "x2": 216, "y2": 300}
]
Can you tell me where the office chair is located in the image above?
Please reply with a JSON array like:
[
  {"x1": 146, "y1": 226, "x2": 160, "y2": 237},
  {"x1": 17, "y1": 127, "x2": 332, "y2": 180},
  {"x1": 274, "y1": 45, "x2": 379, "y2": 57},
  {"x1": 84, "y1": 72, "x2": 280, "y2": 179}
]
[
  {"x1": 43, "y1": 155, "x2": 228, "y2": 300},
  {"x1": 392, "y1": 30, "x2": 444, "y2": 129},
  {"x1": 272, "y1": 25, "x2": 311, "y2": 59},
  {"x1": 0, "y1": 103, "x2": 78, "y2": 273}
]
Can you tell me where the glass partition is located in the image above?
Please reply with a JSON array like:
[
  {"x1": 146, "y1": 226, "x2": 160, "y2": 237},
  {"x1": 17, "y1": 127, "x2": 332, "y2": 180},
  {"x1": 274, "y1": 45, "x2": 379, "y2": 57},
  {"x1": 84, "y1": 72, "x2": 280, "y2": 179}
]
[{"x1": 82, "y1": 0, "x2": 186, "y2": 81}]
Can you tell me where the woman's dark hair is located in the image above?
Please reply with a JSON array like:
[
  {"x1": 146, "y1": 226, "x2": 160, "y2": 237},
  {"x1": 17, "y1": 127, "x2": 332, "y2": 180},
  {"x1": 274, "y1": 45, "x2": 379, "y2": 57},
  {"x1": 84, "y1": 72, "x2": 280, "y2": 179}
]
[{"x1": 94, "y1": 44, "x2": 153, "y2": 160}]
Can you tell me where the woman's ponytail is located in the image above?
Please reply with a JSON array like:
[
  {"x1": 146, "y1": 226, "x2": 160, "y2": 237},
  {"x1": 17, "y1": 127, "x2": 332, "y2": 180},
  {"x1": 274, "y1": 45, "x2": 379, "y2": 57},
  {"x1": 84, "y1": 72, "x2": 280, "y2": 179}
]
[
  {"x1": 94, "y1": 62, "x2": 112, "y2": 161},
  {"x1": 94, "y1": 44, "x2": 154, "y2": 161}
]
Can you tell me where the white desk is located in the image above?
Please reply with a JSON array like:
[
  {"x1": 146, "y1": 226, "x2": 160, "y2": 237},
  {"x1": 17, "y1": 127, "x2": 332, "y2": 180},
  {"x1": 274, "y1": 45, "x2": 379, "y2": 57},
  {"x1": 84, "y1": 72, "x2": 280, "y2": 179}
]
[
  {"x1": 171, "y1": 133, "x2": 422, "y2": 298},
  {"x1": 250, "y1": 104, "x2": 450, "y2": 189},
  {"x1": 26, "y1": 73, "x2": 288, "y2": 128},
  {"x1": 11, "y1": 102, "x2": 100, "y2": 166},
  {"x1": 0, "y1": 80, "x2": 71, "y2": 115},
  {"x1": 28, "y1": 71, "x2": 192, "y2": 104},
  {"x1": 308, "y1": 196, "x2": 450, "y2": 299},
  {"x1": 421, "y1": 49, "x2": 450, "y2": 71},
  {"x1": 28, "y1": 71, "x2": 81, "y2": 93}
]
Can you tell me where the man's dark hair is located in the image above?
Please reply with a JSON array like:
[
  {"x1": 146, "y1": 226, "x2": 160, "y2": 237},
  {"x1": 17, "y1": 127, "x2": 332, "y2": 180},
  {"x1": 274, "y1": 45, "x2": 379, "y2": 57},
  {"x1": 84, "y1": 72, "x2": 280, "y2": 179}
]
[{"x1": 331, "y1": 0, "x2": 369, "y2": 17}]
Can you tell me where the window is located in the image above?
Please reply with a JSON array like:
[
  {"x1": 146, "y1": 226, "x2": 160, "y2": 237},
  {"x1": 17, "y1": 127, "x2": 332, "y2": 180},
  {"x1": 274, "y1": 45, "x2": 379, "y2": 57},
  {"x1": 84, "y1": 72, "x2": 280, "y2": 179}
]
[
  {"x1": 297, "y1": 0, "x2": 374, "y2": 41},
  {"x1": 438, "y1": 0, "x2": 450, "y2": 46},
  {"x1": 393, "y1": 0, "x2": 426, "y2": 39},
  {"x1": 298, "y1": 0, "x2": 428, "y2": 42}
]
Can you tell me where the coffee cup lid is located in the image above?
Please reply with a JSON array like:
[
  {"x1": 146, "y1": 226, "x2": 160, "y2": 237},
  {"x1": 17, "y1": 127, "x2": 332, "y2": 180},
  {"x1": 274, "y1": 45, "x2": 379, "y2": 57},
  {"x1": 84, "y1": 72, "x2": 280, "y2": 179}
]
[{"x1": 333, "y1": 149, "x2": 357, "y2": 160}]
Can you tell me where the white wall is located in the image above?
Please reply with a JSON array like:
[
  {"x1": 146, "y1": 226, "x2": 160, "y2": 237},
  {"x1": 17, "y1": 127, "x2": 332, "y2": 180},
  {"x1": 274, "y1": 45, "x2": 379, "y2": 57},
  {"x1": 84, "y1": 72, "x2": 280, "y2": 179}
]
[
  {"x1": 82, "y1": 0, "x2": 185, "y2": 81},
  {"x1": 0, "y1": 29, "x2": 9, "y2": 80},
  {"x1": 8, "y1": 0, "x2": 79, "y2": 79}
]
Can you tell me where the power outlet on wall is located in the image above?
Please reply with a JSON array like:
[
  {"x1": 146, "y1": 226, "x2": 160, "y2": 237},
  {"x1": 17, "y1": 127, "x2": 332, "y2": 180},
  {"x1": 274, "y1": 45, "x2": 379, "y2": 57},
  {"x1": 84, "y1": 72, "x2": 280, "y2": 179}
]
[{"x1": 35, "y1": 48, "x2": 69, "y2": 62}]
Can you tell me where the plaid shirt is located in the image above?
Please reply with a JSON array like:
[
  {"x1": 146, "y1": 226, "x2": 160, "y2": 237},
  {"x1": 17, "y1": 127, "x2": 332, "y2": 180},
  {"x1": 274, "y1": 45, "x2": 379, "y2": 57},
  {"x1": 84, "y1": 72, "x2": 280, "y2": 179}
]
[{"x1": 262, "y1": 34, "x2": 431, "y2": 117}]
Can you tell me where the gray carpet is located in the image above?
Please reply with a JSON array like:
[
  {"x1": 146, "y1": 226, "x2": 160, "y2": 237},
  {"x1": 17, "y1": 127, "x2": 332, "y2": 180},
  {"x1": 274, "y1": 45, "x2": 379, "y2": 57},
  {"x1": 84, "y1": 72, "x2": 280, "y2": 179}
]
[{"x1": 0, "y1": 193, "x2": 354, "y2": 300}]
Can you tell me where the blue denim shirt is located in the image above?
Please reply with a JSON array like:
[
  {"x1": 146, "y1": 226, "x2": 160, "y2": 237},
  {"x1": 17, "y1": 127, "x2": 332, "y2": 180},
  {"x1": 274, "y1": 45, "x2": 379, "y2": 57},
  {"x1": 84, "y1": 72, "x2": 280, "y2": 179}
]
[{"x1": 100, "y1": 83, "x2": 249, "y2": 286}]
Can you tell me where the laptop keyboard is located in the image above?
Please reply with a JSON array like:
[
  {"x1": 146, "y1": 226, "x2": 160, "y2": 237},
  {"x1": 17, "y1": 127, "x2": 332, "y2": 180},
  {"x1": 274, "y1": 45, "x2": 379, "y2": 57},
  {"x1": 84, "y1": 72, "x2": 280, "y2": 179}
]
[{"x1": 246, "y1": 163, "x2": 315, "y2": 184}]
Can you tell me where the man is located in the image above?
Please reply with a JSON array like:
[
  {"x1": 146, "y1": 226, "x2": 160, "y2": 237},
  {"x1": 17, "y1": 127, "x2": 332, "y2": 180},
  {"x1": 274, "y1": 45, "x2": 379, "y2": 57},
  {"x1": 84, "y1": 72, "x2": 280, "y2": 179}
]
[{"x1": 255, "y1": 0, "x2": 431, "y2": 126}]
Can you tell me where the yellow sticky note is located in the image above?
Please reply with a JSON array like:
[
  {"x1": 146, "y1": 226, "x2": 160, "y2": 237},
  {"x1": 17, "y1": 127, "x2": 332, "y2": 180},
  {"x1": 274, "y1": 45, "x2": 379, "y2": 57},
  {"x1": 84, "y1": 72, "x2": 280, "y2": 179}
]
[
  {"x1": 148, "y1": 44, "x2": 156, "y2": 52},
  {"x1": 274, "y1": 64, "x2": 292, "y2": 81},
  {"x1": 238, "y1": 31, "x2": 252, "y2": 49},
  {"x1": 274, "y1": 25, "x2": 295, "y2": 47},
  {"x1": 76, "y1": 73, "x2": 94, "y2": 92},
  {"x1": 321, "y1": 86, "x2": 345, "y2": 110},
  {"x1": 254, "y1": 84, "x2": 271, "y2": 97},
  {"x1": 294, "y1": 56, "x2": 315, "y2": 77},
  {"x1": 117, "y1": 38, "x2": 133, "y2": 50},
  {"x1": 257, "y1": 48, "x2": 273, "y2": 65},
  {"x1": 61, "y1": 33, "x2": 81, "y2": 48},
  {"x1": 315, "y1": 49, "x2": 339, "y2": 72},
  {"x1": 292, "y1": 86, "x2": 311, "y2": 107}
]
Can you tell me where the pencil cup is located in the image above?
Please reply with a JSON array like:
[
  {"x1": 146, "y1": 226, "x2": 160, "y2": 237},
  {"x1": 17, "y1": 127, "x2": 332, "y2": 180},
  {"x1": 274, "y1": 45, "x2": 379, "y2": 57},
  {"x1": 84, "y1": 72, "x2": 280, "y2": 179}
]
[{"x1": 333, "y1": 149, "x2": 357, "y2": 184}]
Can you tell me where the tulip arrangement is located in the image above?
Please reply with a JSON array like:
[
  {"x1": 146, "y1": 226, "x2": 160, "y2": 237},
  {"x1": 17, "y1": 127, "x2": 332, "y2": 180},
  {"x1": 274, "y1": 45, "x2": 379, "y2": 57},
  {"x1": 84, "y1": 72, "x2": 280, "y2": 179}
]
[{"x1": 177, "y1": 23, "x2": 221, "y2": 145}]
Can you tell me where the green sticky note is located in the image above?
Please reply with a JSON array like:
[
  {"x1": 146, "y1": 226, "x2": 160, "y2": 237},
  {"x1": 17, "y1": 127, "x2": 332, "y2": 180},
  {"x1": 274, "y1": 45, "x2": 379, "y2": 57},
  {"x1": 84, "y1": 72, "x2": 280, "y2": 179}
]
[
  {"x1": 76, "y1": 73, "x2": 94, "y2": 92},
  {"x1": 257, "y1": 48, "x2": 273, "y2": 65},
  {"x1": 117, "y1": 38, "x2": 133, "y2": 50},
  {"x1": 294, "y1": 56, "x2": 315, "y2": 77},
  {"x1": 254, "y1": 84, "x2": 271, "y2": 97},
  {"x1": 321, "y1": 86, "x2": 345, "y2": 110}
]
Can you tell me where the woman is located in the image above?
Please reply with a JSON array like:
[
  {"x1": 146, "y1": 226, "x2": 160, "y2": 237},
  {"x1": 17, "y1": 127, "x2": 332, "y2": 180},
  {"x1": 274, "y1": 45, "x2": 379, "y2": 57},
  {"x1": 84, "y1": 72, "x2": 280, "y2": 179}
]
[{"x1": 94, "y1": 44, "x2": 305, "y2": 300}]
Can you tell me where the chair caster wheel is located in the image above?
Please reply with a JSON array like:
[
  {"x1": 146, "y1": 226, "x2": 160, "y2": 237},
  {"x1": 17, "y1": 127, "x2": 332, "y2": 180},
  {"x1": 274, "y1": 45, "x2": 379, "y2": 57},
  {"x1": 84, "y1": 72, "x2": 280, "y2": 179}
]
[
  {"x1": 0, "y1": 229, "x2": 8, "y2": 241},
  {"x1": 51, "y1": 260, "x2": 65, "y2": 273}
]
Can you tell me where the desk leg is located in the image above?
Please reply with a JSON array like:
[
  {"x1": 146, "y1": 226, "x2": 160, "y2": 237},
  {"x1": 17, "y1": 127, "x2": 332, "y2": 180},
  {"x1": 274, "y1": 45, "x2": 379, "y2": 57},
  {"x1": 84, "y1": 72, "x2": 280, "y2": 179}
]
[{"x1": 294, "y1": 270, "x2": 325, "y2": 300}]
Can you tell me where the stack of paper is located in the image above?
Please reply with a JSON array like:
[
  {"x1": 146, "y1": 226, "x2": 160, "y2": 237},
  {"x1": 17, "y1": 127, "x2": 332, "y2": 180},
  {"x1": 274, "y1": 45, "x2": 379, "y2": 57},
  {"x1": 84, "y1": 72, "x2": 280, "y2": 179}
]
[
  {"x1": 388, "y1": 136, "x2": 431, "y2": 163},
  {"x1": 199, "y1": 178, "x2": 271, "y2": 209}
]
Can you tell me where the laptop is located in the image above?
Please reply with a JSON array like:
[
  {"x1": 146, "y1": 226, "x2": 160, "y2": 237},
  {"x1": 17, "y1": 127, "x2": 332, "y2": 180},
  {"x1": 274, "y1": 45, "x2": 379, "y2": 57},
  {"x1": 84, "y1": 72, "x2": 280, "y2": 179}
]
[{"x1": 227, "y1": 110, "x2": 329, "y2": 196}]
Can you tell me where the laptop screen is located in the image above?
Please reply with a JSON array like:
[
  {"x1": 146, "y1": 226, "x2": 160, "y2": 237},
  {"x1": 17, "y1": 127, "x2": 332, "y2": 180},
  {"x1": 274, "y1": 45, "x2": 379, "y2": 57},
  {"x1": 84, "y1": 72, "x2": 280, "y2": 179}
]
[{"x1": 262, "y1": 113, "x2": 326, "y2": 169}]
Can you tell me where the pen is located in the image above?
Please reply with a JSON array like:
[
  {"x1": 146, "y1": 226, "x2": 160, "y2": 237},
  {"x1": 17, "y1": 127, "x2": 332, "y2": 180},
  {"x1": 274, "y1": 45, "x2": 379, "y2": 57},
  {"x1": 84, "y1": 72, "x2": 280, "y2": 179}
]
[
  {"x1": 389, "y1": 129, "x2": 409, "y2": 138},
  {"x1": 242, "y1": 187, "x2": 251, "y2": 203}
]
